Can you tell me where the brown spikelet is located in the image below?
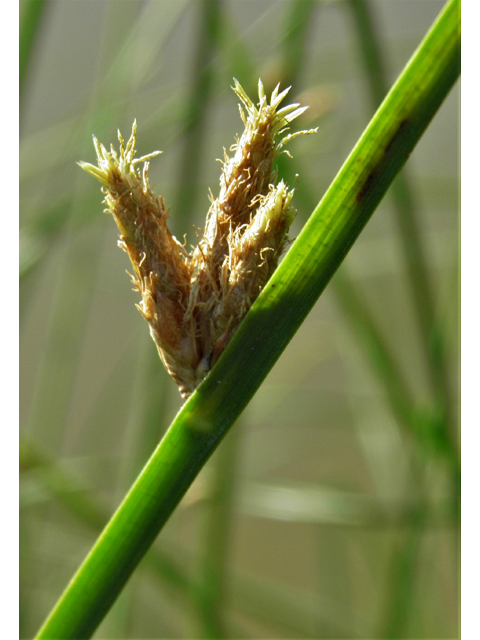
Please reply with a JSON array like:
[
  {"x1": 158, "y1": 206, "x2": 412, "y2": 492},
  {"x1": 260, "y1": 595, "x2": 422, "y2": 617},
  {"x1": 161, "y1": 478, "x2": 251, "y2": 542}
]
[
  {"x1": 78, "y1": 123, "x2": 199, "y2": 396},
  {"x1": 79, "y1": 81, "x2": 316, "y2": 398}
]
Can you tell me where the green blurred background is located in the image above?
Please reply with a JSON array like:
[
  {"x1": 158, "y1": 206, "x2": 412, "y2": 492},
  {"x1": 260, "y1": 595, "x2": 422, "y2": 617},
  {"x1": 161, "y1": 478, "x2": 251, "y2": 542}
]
[{"x1": 20, "y1": 1, "x2": 459, "y2": 638}]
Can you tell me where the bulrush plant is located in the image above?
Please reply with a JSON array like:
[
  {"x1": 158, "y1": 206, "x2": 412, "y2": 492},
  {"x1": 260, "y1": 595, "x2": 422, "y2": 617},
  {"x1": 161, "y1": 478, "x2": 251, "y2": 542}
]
[
  {"x1": 79, "y1": 80, "x2": 316, "y2": 398},
  {"x1": 34, "y1": 2, "x2": 460, "y2": 637}
]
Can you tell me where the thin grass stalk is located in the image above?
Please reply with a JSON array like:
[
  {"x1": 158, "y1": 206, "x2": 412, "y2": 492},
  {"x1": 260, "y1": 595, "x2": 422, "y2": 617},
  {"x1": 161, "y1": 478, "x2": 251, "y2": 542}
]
[
  {"x1": 378, "y1": 450, "x2": 429, "y2": 638},
  {"x1": 22, "y1": 1, "x2": 137, "y2": 449},
  {"x1": 21, "y1": 212, "x2": 107, "y2": 633},
  {"x1": 218, "y1": 22, "x2": 256, "y2": 97},
  {"x1": 35, "y1": 2, "x2": 460, "y2": 637}
]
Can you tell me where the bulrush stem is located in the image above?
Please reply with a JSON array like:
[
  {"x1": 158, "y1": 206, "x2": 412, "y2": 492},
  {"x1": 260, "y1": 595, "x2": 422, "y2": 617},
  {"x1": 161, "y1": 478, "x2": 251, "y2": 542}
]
[{"x1": 80, "y1": 81, "x2": 315, "y2": 397}]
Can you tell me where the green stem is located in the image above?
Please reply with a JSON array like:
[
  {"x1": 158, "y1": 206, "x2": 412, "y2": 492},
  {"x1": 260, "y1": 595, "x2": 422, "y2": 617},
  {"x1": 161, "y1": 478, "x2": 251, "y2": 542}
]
[{"x1": 35, "y1": 2, "x2": 460, "y2": 637}]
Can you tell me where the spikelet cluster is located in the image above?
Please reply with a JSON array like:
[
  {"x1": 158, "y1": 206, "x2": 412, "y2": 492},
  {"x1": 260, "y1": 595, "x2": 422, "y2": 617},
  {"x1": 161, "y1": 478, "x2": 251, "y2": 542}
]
[{"x1": 79, "y1": 80, "x2": 316, "y2": 398}]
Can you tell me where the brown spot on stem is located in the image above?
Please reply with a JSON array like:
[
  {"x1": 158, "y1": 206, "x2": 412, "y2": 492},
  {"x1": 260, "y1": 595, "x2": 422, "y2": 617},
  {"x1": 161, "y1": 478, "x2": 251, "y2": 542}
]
[{"x1": 356, "y1": 118, "x2": 409, "y2": 204}]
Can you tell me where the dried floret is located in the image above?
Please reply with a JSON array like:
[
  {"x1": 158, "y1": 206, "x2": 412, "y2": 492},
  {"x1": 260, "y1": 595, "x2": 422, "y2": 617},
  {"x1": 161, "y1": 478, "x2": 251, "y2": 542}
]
[{"x1": 80, "y1": 81, "x2": 316, "y2": 398}]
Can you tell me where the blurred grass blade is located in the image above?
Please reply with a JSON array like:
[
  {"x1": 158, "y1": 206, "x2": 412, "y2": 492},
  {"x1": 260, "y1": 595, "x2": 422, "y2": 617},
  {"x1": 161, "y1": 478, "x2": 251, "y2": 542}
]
[
  {"x1": 347, "y1": 0, "x2": 458, "y2": 459},
  {"x1": 279, "y1": 0, "x2": 317, "y2": 87},
  {"x1": 196, "y1": 426, "x2": 241, "y2": 638},
  {"x1": 103, "y1": 334, "x2": 162, "y2": 638},
  {"x1": 100, "y1": 0, "x2": 191, "y2": 95},
  {"x1": 230, "y1": 569, "x2": 367, "y2": 638},
  {"x1": 20, "y1": 0, "x2": 190, "y2": 203},
  {"x1": 275, "y1": 0, "x2": 319, "y2": 187},
  {"x1": 173, "y1": 0, "x2": 222, "y2": 223},
  {"x1": 236, "y1": 479, "x2": 454, "y2": 528},
  {"x1": 20, "y1": 0, "x2": 48, "y2": 97},
  {"x1": 35, "y1": 1, "x2": 460, "y2": 637},
  {"x1": 20, "y1": 438, "x2": 191, "y2": 594},
  {"x1": 332, "y1": 270, "x2": 419, "y2": 437},
  {"x1": 25, "y1": 217, "x2": 105, "y2": 446},
  {"x1": 380, "y1": 522, "x2": 423, "y2": 638},
  {"x1": 346, "y1": 0, "x2": 389, "y2": 108},
  {"x1": 19, "y1": 229, "x2": 47, "y2": 278}
]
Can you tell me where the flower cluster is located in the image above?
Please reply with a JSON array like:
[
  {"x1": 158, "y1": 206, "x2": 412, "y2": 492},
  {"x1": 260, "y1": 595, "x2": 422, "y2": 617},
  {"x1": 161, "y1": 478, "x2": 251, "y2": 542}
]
[{"x1": 79, "y1": 79, "x2": 316, "y2": 398}]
